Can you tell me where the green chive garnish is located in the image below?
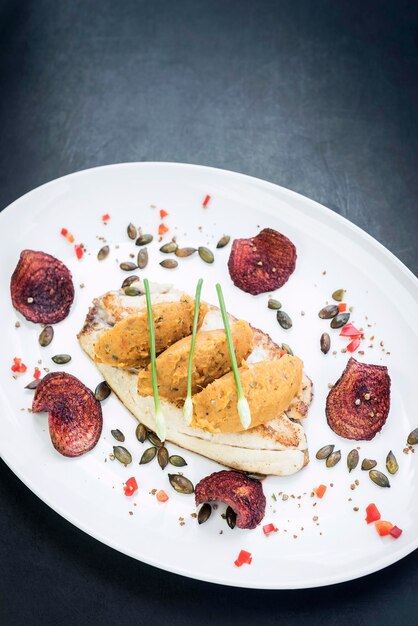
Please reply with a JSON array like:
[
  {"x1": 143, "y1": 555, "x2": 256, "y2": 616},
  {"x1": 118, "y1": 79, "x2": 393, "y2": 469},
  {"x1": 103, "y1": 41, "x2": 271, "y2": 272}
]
[
  {"x1": 215, "y1": 283, "x2": 252, "y2": 430},
  {"x1": 143, "y1": 278, "x2": 166, "y2": 442},
  {"x1": 183, "y1": 278, "x2": 204, "y2": 425}
]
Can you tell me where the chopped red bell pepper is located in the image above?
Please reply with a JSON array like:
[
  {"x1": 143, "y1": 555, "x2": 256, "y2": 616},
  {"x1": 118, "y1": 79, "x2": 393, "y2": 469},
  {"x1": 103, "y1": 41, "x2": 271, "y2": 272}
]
[
  {"x1": 159, "y1": 209, "x2": 169, "y2": 219},
  {"x1": 61, "y1": 227, "x2": 68, "y2": 237},
  {"x1": 389, "y1": 525, "x2": 403, "y2": 539},
  {"x1": 102, "y1": 213, "x2": 110, "y2": 222},
  {"x1": 347, "y1": 337, "x2": 361, "y2": 353},
  {"x1": 158, "y1": 223, "x2": 169, "y2": 236},
  {"x1": 365, "y1": 503, "x2": 381, "y2": 524},
  {"x1": 33, "y1": 367, "x2": 41, "y2": 380},
  {"x1": 61, "y1": 227, "x2": 75, "y2": 243},
  {"x1": 202, "y1": 194, "x2": 211, "y2": 208},
  {"x1": 74, "y1": 244, "x2": 84, "y2": 260},
  {"x1": 123, "y1": 476, "x2": 138, "y2": 496},
  {"x1": 11, "y1": 357, "x2": 27, "y2": 374},
  {"x1": 314, "y1": 484, "x2": 327, "y2": 499},
  {"x1": 339, "y1": 323, "x2": 362, "y2": 338},
  {"x1": 234, "y1": 549, "x2": 252, "y2": 567},
  {"x1": 262, "y1": 523, "x2": 277, "y2": 536},
  {"x1": 375, "y1": 520, "x2": 393, "y2": 536},
  {"x1": 156, "y1": 490, "x2": 169, "y2": 502},
  {"x1": 338, "y1": 303, "x2": 347, "y2": 313}
]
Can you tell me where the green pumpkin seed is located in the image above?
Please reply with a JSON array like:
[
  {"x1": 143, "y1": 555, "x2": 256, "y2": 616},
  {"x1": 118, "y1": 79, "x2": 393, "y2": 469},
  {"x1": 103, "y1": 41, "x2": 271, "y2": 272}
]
[
  {"x1": 326, "y1": 450, "x2": 341, "y2": 468},
  {"x1": 361, "y1": 458, "x2": 377, "y2": 470},
  {"x1": 157, "y1": 446, "x2": 169, "y2": 470},
  {"x1": 169, "y1": 455, "x2": 187, "y2": 467},
  {"x1": 318, "y1": 305, "x2": 339, "y2": 319},
  {"x1": 268, "y1": 299, "x2": 282, "y2": 310},
  {"x1": 135, "y1": 423, "x2": 147, "y2": 443},
  {"x1": 97, "y1": 245, "x2": 109, "y2": 261},
  {"x1": 160, "y1": 259, "x2": 178, "y2": 269},
  {"x1": 369, "y1": 469, "x2": 390, "y2": 488},
  {"x1": 330, "y1": 312, "x2": 350, "y2": 329},
  {"x1": 407, "y1": 428, "x2": 418, "y2": 445},
  {"x1": 198, "y1": 247, "x2": 214, "y2": 264},
  {"x1": 147, "y1": 431, "x2": 163, "y2": 447},
  {"x1": 39, "y1": 325, "x2": 54, "y2": 347},
  {"x1": 277, "y1": 310, "x2": 292, "y2": 330},
  {"x1": 281, "y1": 343, "x2": 293, "y2": 356},
  {"x1": 140, "y1": 447, "x2": 157, "y2": 464},
  {"x1": 121, "y1": 275, "x2": 139, "y2": 288},
  {"x1": 111, "y1": 429, "x2": 125, "y2": 442},
  {"x1": 136, "y1": 234, "x2": 153, "y2": 246},
  {"x1": 113, "y1": 446, "x2": 132, "y2": 466},
  {"x1": 124, "y1": 286, "x2": 141, "y2": 296},
  {"x1": 347, "y1": 449, "x2": 359, "y2": 472},
  {"x1": 316, "y1": 444, "x2": 335, "y2": 460},
  {"x1": 137, "y1": 248, "x2": 148, "y2": 269},
  {"x1": 94, "y1": 380, "x2": 111, "y2": 401},
  {"x1": 160, "y1": 242, "x2": 178, "y2": 253},
  {"x1": 168, "y1": 473, "x2": 194, "y2": 494},
  {"x1": 320, "y1": 332, "x2": 331, "y2": 354},
  {"x1": 175, "y1": 247, "x2": 197, "y2": 258},
  {"x1": 52, "y1": 354, "x2": 71, "y2": 364},
  {"x1": 25, "y1": 379, "x2": 41, "y2": 390},
  {"x1": 198, "y1": 503, "x2": 212, "y2": 524},
  {"x1": 216, "y1": 235, "x2": 230, "y2": 249},
  {"x1": 127, "y1": 223, "x2": 137, "y2": 240},
  {"x1": 226, "y1": 506, "x2": 237, "y2": 529},
  {"x1": 386, "y1": 450, "x2": 399, "y2": 475},
  {"x1": 120, "y1": 261, "x2": 138, "y2": 272},
  {"x1": 332, "y1": 289, "x2": 345, "y2": 302}
]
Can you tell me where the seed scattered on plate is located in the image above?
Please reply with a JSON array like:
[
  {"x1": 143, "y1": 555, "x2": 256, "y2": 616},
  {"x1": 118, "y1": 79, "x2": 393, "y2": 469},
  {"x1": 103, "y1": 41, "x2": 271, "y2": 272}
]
[
  {"x1": 135, "y1": 423, "x2": 147, "y2": 443},
  {"x1": 386, "y1": 450, "x2": 399, "y2": 475},
  {"x1": 157, "y1": 446, "x2": 169, "y2": 470},
  {"x1": 369, "y1": 469, "x2": 390, "y2": 488},
  {"x1": 318, "y1": 305, "x2": 338, "y2": 319},
  {"x1": 137, "y1": 248, "x2": 148, "y2": 269},
  {"x1": 216, "y1": 235, "x2": 230, "y2": 249},
  {"x1": 38, "y1": 325, "x2": 54, "y2": 347},
  {"x1": 127, "y1": 223, "x2": 137, "y2": 240},
  {"x1": 168, "y1": 473, "x2": 194, "y2": 494},
  {"x1": 277, "y1": 310, "x2": 292, "y2": 329},
  {"x1": 268, "y1": 299, "x2": 282, "y2": 310},
  {"x1": 113, "y1": 446, "x2": 132, "y2": 466},
  {"x1": 52, "y1": 354, "x2": 71, "y2": 364},
  {"x1": 169, "y1": 454, "x2": 187, "y2": 467},
  {"x1": 160, "y1": 242, "x2": 178, "y2": 253},
  {"x1": 124, "y1": 287, "x2": 141, "y2": 296},
  {"x1": 121, "y1": 275, "x2": 139, "y2": 288},
  {"x1": 361, "y1": 458, "x2": 377, "y2": 470},
  {"x1": 198, "y1": 247, "x2": 214, "y2": 264},
  {"x1": 198, "y1": 503, "x2": 212, "y2": 524},
  {"x1": 140, "y1": 447, "x2": 157, "y2": 464},
  {"x1": 94, "y1": 380, "x2": 111, "y2": 401},
  {"x1": 226, "y1": 506, "x2": 237, "y2": 529},
  {"x1": 160, "y1": 259, "x2": 178, "y2": 269},
  {"x1": 320, "y1": 332, "x2": 330, "y2": 354},
  {"x1": 136, "y1": 234, "x2": 153, "y2": 246},
  {"x1": 347, "y1": 449, "x2": 359, "y2": 472},
  {"x1": 407, "y1": 428, "x2": 418, "y2": 445},
  {"x1": 175, "y1": 247, "x2": 197, "y2": 258},
  {"x1": 111, "y1": 429, "x2": 125, "y2": 442},
  {"x1": 120, "y1": 262, "x2": 138, "y2": 271},
  {"x1": 330, "y1": 312, "x2": 350, "y2": 329},
  {"x1": 325, "y1": 450, "x2": 341, "y2": 467},
  {"x1": 332, "y1": 289, "x2": 345, "y2": 302},
  {"x1": 316, "y1": 444, "x2": 334, "y2": 460},
  {"x1": 97, "y1": 245, "x2": 109, "y2": 261}
]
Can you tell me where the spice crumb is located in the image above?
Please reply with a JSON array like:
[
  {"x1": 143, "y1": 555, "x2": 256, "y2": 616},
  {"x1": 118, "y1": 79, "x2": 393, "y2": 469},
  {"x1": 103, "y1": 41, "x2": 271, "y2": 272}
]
[
  {"x1": 15, "y1": 321, "x2": 20, "y2": 328},
  {"x1": 355, "y1": 479, "x2": 359, "y2": 486},
  {"x1": 129, "y1": 511, "x2": 133, "y2": 516},
  {"x1": 313, "y1": 516, "x2": 318, "y2": 522},
  {"x1": 149, "y1": 489, "x2": 157, "y2": 495},
  {"x1": 353, "y1": 507, "x2": 359, "y2": 512},
  {"x1": 190, "y1": 513, "x2": 197, "y2": 518},
  {"x1": 330, "y1": 483, "x2": 334, "y2": 487},
  {"x1": 79, "y1": 283, "x2": 85, "y2": 288}
]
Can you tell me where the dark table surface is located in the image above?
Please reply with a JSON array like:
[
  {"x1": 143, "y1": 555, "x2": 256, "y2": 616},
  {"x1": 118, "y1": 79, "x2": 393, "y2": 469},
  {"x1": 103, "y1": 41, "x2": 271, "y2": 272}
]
[{"x1": 0, "y1": 1, "x2": 417, "y2": 624}]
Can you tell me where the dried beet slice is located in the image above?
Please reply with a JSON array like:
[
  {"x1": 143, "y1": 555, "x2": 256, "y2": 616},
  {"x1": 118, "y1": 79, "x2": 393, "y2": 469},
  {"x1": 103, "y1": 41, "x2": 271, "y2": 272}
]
[
  {"x1": 32, "y1": 372, "x2": 102, "y2": 457},
  {"x1": 195, "y1": 470, "x2": 266, "y2": 529},
  {"x1": 228, "y1": 228, "x2": 297, "y2": 295},
  {"x1": 326, "y1": 357, "x2": 391, "y2": 441},
  {"x1": 10, "y1": 250, "x2": 74, "y2": 323}
]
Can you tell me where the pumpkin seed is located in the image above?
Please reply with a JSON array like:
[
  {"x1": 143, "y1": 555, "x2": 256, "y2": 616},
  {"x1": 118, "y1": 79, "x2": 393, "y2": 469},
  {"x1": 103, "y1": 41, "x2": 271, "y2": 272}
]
[
  {"x1": 127, "y1": 223, "x2": 137, "y2": 239},
  {"x1": 347, "y1": 449, "x2": 359, "y2": 472},
  {"x1": 332, "y1": 289, "x2": 345, "y2": 302},
  {"x1": 25, "y1": 379, "x2": 41, "y2": 390},
  {"x1": 386, "y1": 450, "x2": 399, "y2": 475},
  {"x1": 198, "y1": 247, "x2": 214, "y2": 264},
  {"x1": 326, "y1": 450, "x2": 341, "y2": 468},
  {"x1": 136, "y1": 234, "x2": 153, "y2": 246},
  {"x1": 277, "y1": 310, "x2": 292, "y2": 329},
  {"x1": 268, "y1": 299, "x2": 282, "y2": 310},
  {"x1": 52, "y1": 354, "x2": 71, "y2": 364},
  {"x1": 318, "y1": 305, "x2": 339, "y2": 319},
  {"x1": 121, "y1": 275, "x2": 139, "y2": 288},
  {"x1": 169, "y1": 454, "x2": 187, "y2": 467},
  {"x1": 38, "y1": 325, "x2": 54, "y2": 347},
  {"x1": 175, "y1": 247, "x2": 197, "y2": 258},
  {"x1": 369, "y1": 469, "x2": 390, "y2": 488},
  {"x1": 147, "y1": 431, "x2": 163, "y2": 447},
  {"x1": 316, "y1": 444, "x2": 335, "y2": 460},
  {"x1": 245, "y1": 472, "x2": 267, "y2": 481},
  {"x1": 168, "y1": 473, "x2": 194, "y2": 494},
  {"x1": 216, "y1": 235, "x2": 230, "y2": 249},
  {"x1": 124, "y1": 286, "x2": 141, "y2": 296},
  {"x1": 157, "y1": 446, "x2": 169, "y2": 470},
  {"x1": 320, "y1": 332, "x2": 331, "y2": 354},
  {"x1": 111, "y1": 429, "x2": 125, "y2": 442},
  {"x1": 160, "y1": 242, "x2": 178, "y2": 253},
  {"x1": 407, "y1": 428, "x2": 418, "y2": 445},
  {"x1": 120, "y1": 261, "x2": 138, "y2": 271},
  {"x1": 361, "y1": 458, "x2": 377, "y2": 470},
  {"x1": 281, "y1": 343, "x2": 293, "y2": 355},
  {"x1": 137, "y1": 247, "x2": 148, "y2": 269},
  {"x1": 226, "y1": 506, "x2": 237, "y2": 529},
  {"x1": 330, "y1": 312, "x2": 350, "y2": 329},
  {"x1": 95, "y1": 380, "x2": 111, "y2": 401},
  {"x1": 97, "y1": 245, "x2": 109, "y2": 261},
  {"x1": 160, "y1": 259, "x2": 178, "y2": 269},
  {"x1": 135, "y1": 423, "x2": 147, "y2": 443},
  {"x1": 113, "y1": 446, "x2": 132, "y2": 466},
  {"x1": 198, "y1": 503, "x2": 212, "y2": 524},
  {"x1": 140, "y1": 447, "x2": 157, "y2": 464}
]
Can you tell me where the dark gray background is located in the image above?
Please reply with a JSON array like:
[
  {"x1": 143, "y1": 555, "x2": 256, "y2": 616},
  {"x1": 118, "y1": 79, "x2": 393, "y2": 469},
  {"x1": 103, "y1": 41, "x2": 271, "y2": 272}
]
[{"x1": 0, "y1": 1, "x2": 417, "y2": 624}]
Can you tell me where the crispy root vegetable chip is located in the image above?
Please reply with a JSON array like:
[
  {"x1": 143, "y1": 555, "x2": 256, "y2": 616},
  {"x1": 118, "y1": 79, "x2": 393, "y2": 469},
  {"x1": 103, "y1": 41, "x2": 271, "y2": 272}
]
[
  {"x1": 326, "y1": 357, "x2": 391, "y2": 440},
  {"x1": 32, "y1": 372, "x2": 102, "y2": 457},
  {"x1": 195, "y1": 470, "x2": 266, "y2": 529},
  {"x1": 227, "y1": 228, "x2": 297, "y2": 295},
  {"x1": 10, "y1": 250, "x2": 74, "y2": 323}
]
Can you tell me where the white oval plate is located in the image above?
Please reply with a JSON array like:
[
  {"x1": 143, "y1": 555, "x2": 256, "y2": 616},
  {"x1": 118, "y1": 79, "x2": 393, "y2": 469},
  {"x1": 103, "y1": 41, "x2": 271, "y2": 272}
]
[{"x1": 1, "y1": 163, "x2": 417, "y2": 589}]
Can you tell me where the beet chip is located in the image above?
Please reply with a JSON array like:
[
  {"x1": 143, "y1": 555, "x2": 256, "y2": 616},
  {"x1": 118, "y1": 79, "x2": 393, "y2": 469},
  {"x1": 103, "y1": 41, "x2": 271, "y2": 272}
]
[
  {"x1": 228, "y1": 228, "x2": 297, "y2": 295},
  {"x1": 326, "y1": 357, "x2": 391, "y2": 441},
  {"x1": 195, "y1": 470, "x2": 266, "y2": 529},
  {"x1": 10, "y1": 250, "x2": 74, "y2": 324},
  {"x1": 32, "y1": 372, "x2": 102, "y2": 457}
]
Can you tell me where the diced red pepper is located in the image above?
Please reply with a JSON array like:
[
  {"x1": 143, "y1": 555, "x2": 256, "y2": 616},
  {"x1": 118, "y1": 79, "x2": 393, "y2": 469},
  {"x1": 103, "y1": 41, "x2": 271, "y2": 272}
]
[
  {"x1": 338, "y1": 303, "x2": 347, "y2": 313},
  {"x1": 33, "y1": 367, "x2": 41, "y2": 380},
  {"x1": 102, "y1": 213, "x2": 110, "y2": 221},
  {"x1": 11, "y1": 357, "x2": 27, "y2": 374},
  {"x1": 159, "y1": 209, "x2": 169, "y2": 219},
  {"x1": 74, "y1": 244, "x2": 84, "y2": 260},
  {"x1": 365, "y1": 503, "x2": 381, "y2": 524},
  {"x1": 156, "y1": 490, "x2": 169, "y2": 502},
  {"x1": 202, "y1": 194, "x2": 211, "y2": 208},
  {"x1": 278, "y1": 349, "x2": 287, "y2": 358},
  {"x1": 61, "y1": 227, "x2": 75, "y2": 243},
  {"x1": 389, "y1": 525, "x2": 403, "y2": 539},
  {"x1": 61, "y1": 227, "x2": 68, "y2": 237},
  {"x1": 314, "y1": 484, "x2": 327, "y2": 499},
  {"x1": 375, "y1": 520, "x2": 393, "y2": 536},
  {"x1": 158, "y1": 223, "x2": 169, "y2": 236},
  {"x1": 347, "y1": 337, "x2": 361, "y2": 353},
  {"x1": 262, "y1": 523, "x2": 277, "y2": 536},
  {"x1": 123, "y1": 476, "x2": 138, "y2": 496},
  {"x1": 339, "y1": 323, "x2": 362, "y2": 338},
  {"x1": 234, "y1": 549, "x2": 252, "y2": 567}
]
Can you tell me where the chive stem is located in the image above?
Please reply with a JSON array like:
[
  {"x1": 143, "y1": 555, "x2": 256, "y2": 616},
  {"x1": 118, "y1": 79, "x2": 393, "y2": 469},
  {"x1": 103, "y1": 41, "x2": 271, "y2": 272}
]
[
  {"x1": 143, "y1": 278, "x2": 166, "y2": 441},
  {"x1": 184, "y1": 278, "x2": 203, "y2": 424}
]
